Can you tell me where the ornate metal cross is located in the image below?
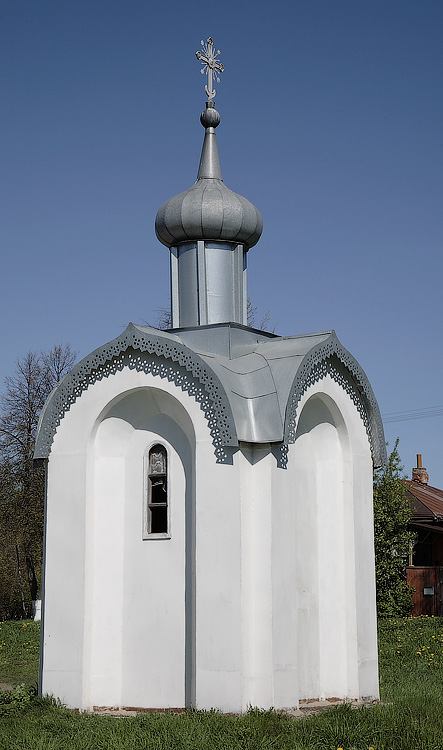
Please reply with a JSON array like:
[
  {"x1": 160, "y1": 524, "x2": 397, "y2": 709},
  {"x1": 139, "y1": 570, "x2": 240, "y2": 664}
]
[{"x1": 196, "y1": 37, "x2": 224, "y2": 102}]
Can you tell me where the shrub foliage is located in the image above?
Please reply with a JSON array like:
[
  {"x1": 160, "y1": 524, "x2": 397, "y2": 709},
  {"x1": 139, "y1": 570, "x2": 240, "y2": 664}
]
[{"x1": 373, "y1": 440, "x2": 415, "y2": 617}]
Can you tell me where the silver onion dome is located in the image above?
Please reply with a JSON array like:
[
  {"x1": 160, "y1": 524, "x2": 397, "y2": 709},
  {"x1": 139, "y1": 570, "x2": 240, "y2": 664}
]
[{"x1": 155, "y1": 102, "x2": 263, "y2": 249}]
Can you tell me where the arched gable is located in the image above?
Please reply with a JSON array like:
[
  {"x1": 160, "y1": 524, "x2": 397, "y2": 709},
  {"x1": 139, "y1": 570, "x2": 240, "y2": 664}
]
[
  {"x1": 35, "y1": 323, "x2": 238, "y2": 462},
  {"x1": 284, "y1": 334, "x2": 386, "y2": 467}
]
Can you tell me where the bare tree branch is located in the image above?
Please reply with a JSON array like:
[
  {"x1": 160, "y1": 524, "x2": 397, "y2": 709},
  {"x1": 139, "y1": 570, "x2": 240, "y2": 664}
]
[{"x1": 0, "y1": 343, "x2": 77, "y2": 614}]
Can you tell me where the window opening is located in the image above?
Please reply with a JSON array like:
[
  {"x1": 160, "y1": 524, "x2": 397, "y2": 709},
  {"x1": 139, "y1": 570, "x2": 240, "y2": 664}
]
[{"x1": 148, "y1": 445, "x2": 168, "y2": 534}]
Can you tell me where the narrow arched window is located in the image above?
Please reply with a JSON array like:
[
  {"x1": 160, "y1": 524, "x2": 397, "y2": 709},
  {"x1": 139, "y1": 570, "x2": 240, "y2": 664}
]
[{"x1": 147, "y1": 445, "x2": 168, "y2": 534}]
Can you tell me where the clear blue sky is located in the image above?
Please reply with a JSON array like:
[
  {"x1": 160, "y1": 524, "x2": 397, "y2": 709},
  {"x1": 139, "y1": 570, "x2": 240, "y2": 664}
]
[{"x1": 2, "y1": 1, "x2": 442, "y2": 484}]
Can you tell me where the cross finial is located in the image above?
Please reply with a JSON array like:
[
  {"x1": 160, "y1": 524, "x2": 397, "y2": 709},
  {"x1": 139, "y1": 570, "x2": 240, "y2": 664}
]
[{"x1": 196, "y1": 37, "x2": 224, "y2": 102}]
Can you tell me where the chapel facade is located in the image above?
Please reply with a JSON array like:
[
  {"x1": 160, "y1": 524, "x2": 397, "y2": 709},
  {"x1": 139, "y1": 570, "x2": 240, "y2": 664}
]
[{"x1": 36, "y1": 39, "x2": 385, "y2": 712}]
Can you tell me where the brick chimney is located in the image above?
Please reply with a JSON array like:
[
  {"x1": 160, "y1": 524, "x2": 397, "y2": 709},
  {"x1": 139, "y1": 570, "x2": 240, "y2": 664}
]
[{"x1": 412, "y1": 454, "x2": 429, "y2": 484}]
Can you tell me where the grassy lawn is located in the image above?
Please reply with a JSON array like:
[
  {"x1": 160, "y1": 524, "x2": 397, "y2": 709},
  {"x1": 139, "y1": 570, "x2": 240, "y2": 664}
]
[
  {"x1": 0, "y1": 620, "x2": 41, "y2": 687},
  {"x1": 1, "y1": 617, "x2": 443, "y2": 749}
]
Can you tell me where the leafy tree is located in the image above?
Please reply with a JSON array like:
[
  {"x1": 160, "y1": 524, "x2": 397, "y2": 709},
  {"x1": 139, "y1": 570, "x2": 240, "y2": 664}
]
[
  {"x1": 0, "y1": 344, "x2": 76, "y2": 618},
  {"x1": 373, "y1": 439, "x2": 415, "y2": 617}
]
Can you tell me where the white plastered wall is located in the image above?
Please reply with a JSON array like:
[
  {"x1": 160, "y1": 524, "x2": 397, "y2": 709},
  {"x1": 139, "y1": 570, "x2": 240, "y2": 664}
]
[
  {"x1": 40, "y1": 363, "x2": 248, "y2": 711},
  {"x1": 237, "y1": 374, "x2": 378, "y2": 710},
  {"x1": 239, "y1": 443, "x2": 276, "y2": 710},
  {"x1": 285, "y1": 375, "x2": 378, "y2": 703},
  {"x1": 40, "y1": 361, "x2": 378, "y2": 712},
  {"x1": 87, "y1": 389, "x2": 194, "y2": 710}
]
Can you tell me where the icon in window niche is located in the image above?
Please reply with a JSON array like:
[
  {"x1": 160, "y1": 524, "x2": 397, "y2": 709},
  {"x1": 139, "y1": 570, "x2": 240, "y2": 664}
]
[{"x1": 150, "y1": 450, "x2": 166, "y2": 475}]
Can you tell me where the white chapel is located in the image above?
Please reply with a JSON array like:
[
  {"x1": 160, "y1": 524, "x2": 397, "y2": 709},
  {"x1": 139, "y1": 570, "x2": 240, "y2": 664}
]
[{"x1": 35, "y1": 39, "x2": 386, "y2": 713}]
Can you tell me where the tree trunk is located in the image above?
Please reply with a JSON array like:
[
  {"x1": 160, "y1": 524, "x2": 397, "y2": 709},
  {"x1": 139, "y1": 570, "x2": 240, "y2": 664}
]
[
  {"x1": 15, "y1": 544, "x2": 27, "y2": 616},
  {"x1": 26, "y1": 553, "x2": 39, "y2": 601}
]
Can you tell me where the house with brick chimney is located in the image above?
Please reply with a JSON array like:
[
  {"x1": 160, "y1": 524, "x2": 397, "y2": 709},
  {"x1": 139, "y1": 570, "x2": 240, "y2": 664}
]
[{"x1": 406, "y1": 455, "x2": 443, "y2": 616}]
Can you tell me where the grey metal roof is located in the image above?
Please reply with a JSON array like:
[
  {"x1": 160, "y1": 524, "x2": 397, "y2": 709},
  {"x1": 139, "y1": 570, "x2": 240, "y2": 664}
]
[
  {"x1": 155, "y1": 103, "x2": 263, "y2": 249},
  {"x1": 35, "y1": 323, "x2": 386, "y2": 467},
  {"x1": 188, "y1": 328, "x2": 384, "y2": 459}
]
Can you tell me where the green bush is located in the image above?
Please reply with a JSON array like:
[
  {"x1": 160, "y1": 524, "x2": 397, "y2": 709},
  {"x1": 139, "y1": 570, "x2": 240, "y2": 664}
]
[
  {"x1": 373, "y1": 440, "x2": 415, "y2": 617},
  {"x1": 0, "y1": 682, "x2": 34, "y2": 709}
]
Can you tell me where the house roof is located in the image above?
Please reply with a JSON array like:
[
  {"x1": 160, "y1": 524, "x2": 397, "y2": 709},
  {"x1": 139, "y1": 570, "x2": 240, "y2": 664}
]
[{"x1": 406, "y1": 480, "x2": 443, "y2": 523}]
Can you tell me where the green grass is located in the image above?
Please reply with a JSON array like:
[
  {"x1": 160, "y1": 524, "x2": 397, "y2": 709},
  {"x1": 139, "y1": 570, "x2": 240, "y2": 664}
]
[
  {"x1": 0, "y1": 620, "x2": 40, "y2": 687},
  {"x1": 1, "y1": 617, "x2": 443, "y2": 749}
]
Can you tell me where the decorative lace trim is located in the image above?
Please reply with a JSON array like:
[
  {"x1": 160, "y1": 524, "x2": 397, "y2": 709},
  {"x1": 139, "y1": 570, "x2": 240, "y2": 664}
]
[
  {"x1": 35, "y1": 326, "x2": 238, "y2": 462},
  {"x1": 284, "y1": 341, "x2": 385, "y2": 467},
  {"x1": 35, "y1": 326, "x2": 385, "y2": 470}
]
